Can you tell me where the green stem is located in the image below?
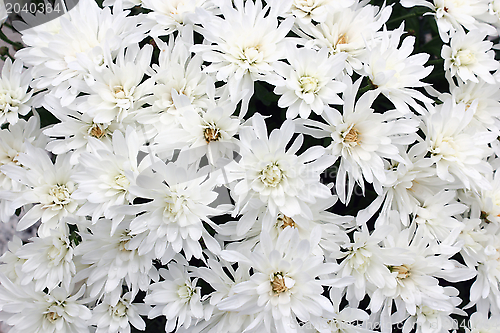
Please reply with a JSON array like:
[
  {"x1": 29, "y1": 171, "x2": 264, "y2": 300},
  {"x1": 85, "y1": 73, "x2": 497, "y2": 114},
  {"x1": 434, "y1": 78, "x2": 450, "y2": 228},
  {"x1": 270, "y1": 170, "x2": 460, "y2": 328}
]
[
  {"x1": 4, "y1": 52, "x2": 14, "y2": 61},
  {"x1": 0, "y1": 29, "x2": 23, "y2": 49},
  {"x1": 358, "y1": 81, "x2": 376, "y2": 95},
  {"x1": 387, "y1": 10, "x2": 427, "y2": 25},
  {"x1": 3, "y1": 22, "x2": 16, "y2": 32}
]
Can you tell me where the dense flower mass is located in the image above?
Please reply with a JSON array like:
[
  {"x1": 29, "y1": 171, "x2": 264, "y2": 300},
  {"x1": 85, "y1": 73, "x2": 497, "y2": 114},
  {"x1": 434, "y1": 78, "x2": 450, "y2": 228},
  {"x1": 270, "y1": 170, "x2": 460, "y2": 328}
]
[{"x1": 1, "y1": 0, "x2": 500, "y2": 332}]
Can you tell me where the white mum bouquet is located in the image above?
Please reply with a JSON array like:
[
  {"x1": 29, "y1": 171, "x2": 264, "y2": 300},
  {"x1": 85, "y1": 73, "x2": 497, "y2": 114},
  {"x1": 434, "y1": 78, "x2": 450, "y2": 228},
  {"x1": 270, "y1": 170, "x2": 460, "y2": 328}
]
[{"x1": 0, "y1": 0, "x2": 500, "y2": 332}]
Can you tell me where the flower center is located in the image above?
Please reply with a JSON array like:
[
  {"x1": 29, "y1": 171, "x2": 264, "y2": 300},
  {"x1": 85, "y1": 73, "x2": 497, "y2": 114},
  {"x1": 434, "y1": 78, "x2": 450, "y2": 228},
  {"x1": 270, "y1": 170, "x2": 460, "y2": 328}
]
[
  {"x1": 163, "y1": 193, "x2": 187, "y2": 223},
  {"x1": 299, "y1": 76, "x2": 319, "y2": 94},
  {"x1": 336, "y1": 33, "x2": 348, "y2": 46},
  {"x1": 270, "y1": 272, "x2": 295, "y2": 294},
  {"x1": 177, "y1": 283, "x2": 195, "y2": 302},
  {"x1": 0, "y1": 91, "x2": 20, "y2": 112},
  {"x1": 240, "y1": 46, "x2": 263, "y2": 65},
  {"x1": 114, "y1": 173, "x2": 130, "y2": 190},
  {"x1": 112, "y1": 85, "x2": 133, "y2": 110},
  {"x1": 420, "y1": 305, "x2": 438, "y2": 317},
  {"x1": 112, "y1": 302, "x2": 128, "y2": 318},
  {"x1": 348, "y1": 246, "x2": 371, "y2": 273},
  {"x1": 454, "y1": 49, "x2": 476, "y2": 66},
  {"x1": 118, "y1": 230, "x2": 133, "y2": 252},
  {"x1": 49, "y1": 184, "x2": 72, "y2": 206},
  {"x1": 430, "y1": 136, "x2": 458, "y2": 158},
  {"x1": 166, "y1": 0, "x2": 192, "y2": 22},
  {"x1": 391, "y1": 264, "x2": 411, "y2": 279},
  {"x1": 203, "y1": 126, "x2": 221, "y2": 143},
  {"x1": 93, "y1": 53, "x2": 105, "y2": 67},
  {"x1": 343, "y1": 126, "x2": 360, "y2": 144},
  {"x1": 294, "y1": 0, "x2": 317, "y2": 10},
  {"x1": 47, "y1": 238, "x2": 70, "y2": 262},
  {"x1": 490, "y1": 0, "x2": 500, "y2": 15},
  {"x1": 6, "y1": 148, "x2": 20, "y2": 165},
  {"x1": 260, "y1": 163, "x2": 283, "y2": 187},
  {"x1": 89, "y1": 123, "x2": 107, "y2": 139},
  {"x1": 45, "y1": 311, "x2": 61, "y2": 323},
  {"x1": 113, "y1": 86, "x2": 126, "y2": 98},
  {"x1": 277, "y1": 214, "x2": 297, "y2": 229}
]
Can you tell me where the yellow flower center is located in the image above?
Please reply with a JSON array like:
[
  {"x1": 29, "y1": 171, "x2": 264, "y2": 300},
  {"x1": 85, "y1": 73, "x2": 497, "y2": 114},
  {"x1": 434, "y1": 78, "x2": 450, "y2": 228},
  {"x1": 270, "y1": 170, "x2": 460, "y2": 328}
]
[
  {"x1": 89, "y1": 123, "x2": 107, "y2": 139},
  {"x1": 343, "y1": 127, "x2": 360, "y2": 144},
  {"x1": 336, "y1": 33, "x2": 348, "y2": 46},
  {"x1": 271, "y1": 272, "x2": 293, "y2": 294},
  {"x1": 391, "y1": 264, "x2": 411, "y2": 279},
  {"x1": 277, "y1": 214, "x2": 297, "y2": 229},
  {"x1": 203, "y1": 127, "x2": 221, "y2": 143},
  {"x1": 45, "y1": 311, "x2": 61, "y2": 323}
]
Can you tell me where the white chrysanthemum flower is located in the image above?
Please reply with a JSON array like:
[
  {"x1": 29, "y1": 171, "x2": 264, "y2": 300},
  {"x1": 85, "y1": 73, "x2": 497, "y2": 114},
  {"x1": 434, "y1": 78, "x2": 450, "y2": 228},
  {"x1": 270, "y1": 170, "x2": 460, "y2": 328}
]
[
  {"x1": 219, "y1": 228, "x2": 352, "y2": 333},
  {"x1": 363, "y1": 24, "x2": 433, "y2": 114},
  {"x1": 193, "y1": 0, "x2": 294, "y2": 112},
  {"x1": 219, "y1": 197, "x2": 352, "y2": 259},
  {"x1": 272, "y1": 46, "x2": 346, "y2": 119},
  {"x1": 145, "y1": 262, "x2": 204, "y2": 332},
  {"x1": 357, "y1": 145, "x2": 446, "y2": 227},
  {"x1": 0, "y1": 58, "x2": 33, "y2": 126},
  {"x1": 414, "y1": 190, "x2": 467, "y2": 243},
  {"x1": 442, "y1": 29, "x2": 498, "y2": 84},
  {"x1": 42, "y1": 95, "x2": 137, "y2": 165},
  {"x1": 417, "y1": 98, "x2": 496, "y2": 191},
  {"x1": 80, "y1": 44, "x2": 154, "y2": 124},
  {"x1": 339, "y1": 225, "x2": 405, "y2": 303},
  {"x1": 16, "y1": 229, "x2": 75, "y2": 292},
  {"x1": 16, "y1": 0, "x2": 147, "y2": 106},
  {"x1": 401, "y1": 0, "x2": 494, "y2": 42},
  {"x1": 298, "y1": 79, "x2": 419, "y2": 203},
  {"x1": 0, "y1": 116, "x2": 46, "y2": 222},
  {"x1": 297, "y1": 3, "x2": 392, "y2": 74},
  {"x1": 72, "y1": 128, "x2": 153, "y2": 228},
  {"x1": 0, "y1": 276, "x2": 92, "y2": 333},
  {"x1": 153, "y1": 96, "x2": 240, "y2": 165},
  {"x1": 136, "y1": 30, "x2": 216, "y2": 132},
  {"x1": 123, "y1": 160, "x2": 224, "y2": 261},
  {"x1": 433, "y1": 79, "x2": 500, "y2": 134},
  {"x1": 91, "y1": 291, "x2": 147, "y2": 333},
  {"x1": 376, "y1": 228, "x2": 475, "y2": 317},
  {"x1": 225, "y1": 113, "x2": 334, "y2": 219},
  {"x1": 142, "y1": 0, "x2": 215, "y2": 36},
  {"x1": 0, "y1": 147, "x2": 78, "y2": 237},
  {"x1": 74, "y1": 219, "x2": 156, "y2": 303}
]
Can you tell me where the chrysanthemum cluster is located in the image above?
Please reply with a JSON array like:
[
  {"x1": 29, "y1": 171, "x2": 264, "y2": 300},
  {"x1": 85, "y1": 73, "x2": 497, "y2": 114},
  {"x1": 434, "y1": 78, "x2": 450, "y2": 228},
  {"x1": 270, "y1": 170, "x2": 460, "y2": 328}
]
[{"x1": 1, "y1": 0, "x2": 500, "y2": 332}]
